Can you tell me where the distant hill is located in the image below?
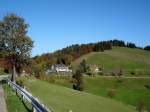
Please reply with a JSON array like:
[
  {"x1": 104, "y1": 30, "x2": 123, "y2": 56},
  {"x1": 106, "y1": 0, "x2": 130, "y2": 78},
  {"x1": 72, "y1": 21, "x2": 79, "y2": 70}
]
[
  {"x1": 72, "y1": 47, "x2": 150, "y2": 76},
  {"x1": 31, "y1": 39, "x2": 149, "y2": 76}
]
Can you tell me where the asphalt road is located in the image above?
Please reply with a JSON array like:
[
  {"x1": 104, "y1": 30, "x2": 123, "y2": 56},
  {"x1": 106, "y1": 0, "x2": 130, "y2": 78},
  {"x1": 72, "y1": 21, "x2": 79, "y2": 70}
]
[{"x1": 0, "y1": 75, "x2": 8, "y2": 112}]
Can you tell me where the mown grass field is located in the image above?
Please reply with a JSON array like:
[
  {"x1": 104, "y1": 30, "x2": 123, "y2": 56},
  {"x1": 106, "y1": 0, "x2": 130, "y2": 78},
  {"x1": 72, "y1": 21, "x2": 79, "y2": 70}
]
[
  {"x1": 42, "y1": 75, "x2": 150, "y2": 112},
  {"x1": 72, "y1": 47, "x2": 150, "y2": 76},
  {"x1": 69, "y1": 47, "x2": 150, "y2": 111},
  {"x1": 17, "y1": 76, "x2": 136, "y2": 112},
  {"x1": 84, "y1": 77, "x2": 150, "y2": 111},
  {"x1": 2, "y1": 84, "x2": 28, "y2": 112}
]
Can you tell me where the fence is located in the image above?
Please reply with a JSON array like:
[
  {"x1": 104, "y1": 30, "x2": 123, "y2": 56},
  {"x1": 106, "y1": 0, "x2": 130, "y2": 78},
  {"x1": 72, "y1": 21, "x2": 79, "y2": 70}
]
[{"x1": 7, "y1": 79, "x2": 52, "y2": 112}]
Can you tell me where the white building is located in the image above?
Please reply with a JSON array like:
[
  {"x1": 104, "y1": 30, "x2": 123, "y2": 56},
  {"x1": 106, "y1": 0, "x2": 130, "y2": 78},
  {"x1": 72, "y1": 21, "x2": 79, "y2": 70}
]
[{"x1": 51, "y1": 64, "x2": 71, "y2": 73}]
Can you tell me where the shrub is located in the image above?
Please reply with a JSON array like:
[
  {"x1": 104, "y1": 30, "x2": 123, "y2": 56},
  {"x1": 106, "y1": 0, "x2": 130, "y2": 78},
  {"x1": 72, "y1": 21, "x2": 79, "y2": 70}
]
[
  {"x1": 111, "y1": 72, "x2": 116, "y2": 76},
  {"x1": 144, "y1": 45, "x2": 150, "y2": 51},
  {"x1": 98, "y1": 71, "x2": 103, "y2": 75},
  {"x1": 72, "y1": 69, "x2": 84, "y2": 91},
  {"x1": 0, "y1": 68, "x2": 6, "y2": 75},
  {"x1": 39, "y1": 75, "x2": 55, "y2": 83},
  {"x1": 144, "y1": 84, "x2": 150, "y2": 89},
  {"x1": 130, "y1": 71, "x2": 135, "y2": 75},
  {"x1": 116, "y1": 78, "x2": 123, "y2": 83},
  {"x1": 86, "y1": 72, "x2": 92, "y2": 76},
  {"x1": 47, "y1": 76, "x2": 55, "y2": 83},
  {"x1": 16, "y1": 78, "x2": 25, "y2": 87},
  {"x1": 136, "y1": 100, "x2": 146, "y2": 112},
  {"x1": 117, "y1": 68, "x2": 123, "y2": 77},
  {"x1": 107, "y1": 89, "x2": 115, "y2": 98},
  {"x1": 4, "y1": 69, "x2": 9, "y2": 73}
]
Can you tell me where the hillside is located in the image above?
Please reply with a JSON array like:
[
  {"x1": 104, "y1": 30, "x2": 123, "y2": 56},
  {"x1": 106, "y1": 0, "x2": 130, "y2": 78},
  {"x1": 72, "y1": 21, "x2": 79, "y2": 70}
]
[
  {"x1": 72, "y1": 47, "x2": 150, "y2": 76},
  {"x1": 18, "y1": 77, "x2": 136, "y2": 112},
  {"x1": 47, "y1": 76, "x2": 150, "y2": 111},
  {"x1": 31, "y1": 40, "x2": 145, "y2": 75}
]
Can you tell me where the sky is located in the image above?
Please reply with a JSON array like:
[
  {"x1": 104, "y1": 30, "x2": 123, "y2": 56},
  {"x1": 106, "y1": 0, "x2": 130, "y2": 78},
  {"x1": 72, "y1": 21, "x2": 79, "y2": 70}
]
[{"x1": 0, "y1": 0, "x2": 150, "y2": 56}]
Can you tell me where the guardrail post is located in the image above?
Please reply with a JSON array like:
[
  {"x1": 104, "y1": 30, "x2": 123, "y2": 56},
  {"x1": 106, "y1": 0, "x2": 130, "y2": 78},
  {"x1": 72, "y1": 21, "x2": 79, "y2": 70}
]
[
  {"x1": 16, "y1": 89, "x2": 18, "y2": 96},
  {"x1": 21, "y1": 93, "x2": 23, "y2": 101},
  {"x1": 32, "y1": 105, "x2": 36, "y2": 112}
]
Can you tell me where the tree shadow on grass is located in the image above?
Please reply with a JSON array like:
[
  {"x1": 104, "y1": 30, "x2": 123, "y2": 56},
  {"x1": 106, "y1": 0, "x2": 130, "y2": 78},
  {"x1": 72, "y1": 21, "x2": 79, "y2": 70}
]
[{"x1": 22, "y1": 100, "x2": 33, "y2": 112}]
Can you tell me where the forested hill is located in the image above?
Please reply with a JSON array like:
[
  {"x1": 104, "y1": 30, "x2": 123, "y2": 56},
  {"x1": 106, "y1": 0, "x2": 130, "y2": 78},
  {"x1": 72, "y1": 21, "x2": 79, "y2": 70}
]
[{"x1": 32, "y1": 39, "x2": 149, "y2": 72}]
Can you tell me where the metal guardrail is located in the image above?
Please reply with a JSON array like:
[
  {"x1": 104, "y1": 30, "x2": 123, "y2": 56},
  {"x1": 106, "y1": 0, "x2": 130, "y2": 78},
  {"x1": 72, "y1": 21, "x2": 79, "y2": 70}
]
[{"x1": 7, "y1": 80, "x2": 52, "y2": 112}]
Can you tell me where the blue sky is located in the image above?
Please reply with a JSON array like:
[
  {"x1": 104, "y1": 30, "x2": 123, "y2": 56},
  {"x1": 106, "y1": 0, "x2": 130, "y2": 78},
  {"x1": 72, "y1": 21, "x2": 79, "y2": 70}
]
[{"x1": 0, "y1": 0, "x2": 150, "y2": 56}]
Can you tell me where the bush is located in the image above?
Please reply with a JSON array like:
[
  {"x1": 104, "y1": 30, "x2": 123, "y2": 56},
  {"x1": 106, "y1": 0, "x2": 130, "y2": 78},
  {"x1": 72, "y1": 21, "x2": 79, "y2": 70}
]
[
  {"x1": 16, "y1": 78, "x2": 25, "y2": 87},
  {"x1": 98, "y1": 71, "x2": 103, "y2": 75},
  {"x1": 0, "y1": 67, "x2": 7, "y2": 75},
  {"x1": 72, "y1": 69, "x2": 84, "y2": 91},
  {"x1": 107, "y1": 89, "x2": 115, "y2": 98},
  {"x1": 111, "y1": 72, "x2": 116, "y2": 76},
  {"x1": 39, "y1": 75, "x2": 55, "y2": 83},
  {"x1": 116, "y1": 77, "x2": 124, "y2": 83},
  {"x1": 144, "y1": 45, "x2": 150, "y2": 51},
  {"x1": 4, "y1": 69, "x2": 9, "y2": 73},
  {"x1": 144, "y1": 84, "x2": 150, "y2": 89},
  {"x1": 130, "y1": 71, "x2": 135, "y2": 75},
  {"x1": 117, "y1": 68, "x2": 123, "y2": 77},
  {"x1": 117, "y1": 79, "x2": 123, "y2": 83},
  {"x1": 86, "y1": 72, "x2": 92, "y2": 76},
  {"x1": 136, "y1": 100, "x2": 146, "y2": 112}
]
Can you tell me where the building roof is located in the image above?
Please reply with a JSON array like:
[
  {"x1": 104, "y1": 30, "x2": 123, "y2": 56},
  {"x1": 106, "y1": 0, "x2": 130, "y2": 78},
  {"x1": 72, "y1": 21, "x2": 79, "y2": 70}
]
[{"x1": 53, "y1": 64, "x2": 68, "y2": 68}]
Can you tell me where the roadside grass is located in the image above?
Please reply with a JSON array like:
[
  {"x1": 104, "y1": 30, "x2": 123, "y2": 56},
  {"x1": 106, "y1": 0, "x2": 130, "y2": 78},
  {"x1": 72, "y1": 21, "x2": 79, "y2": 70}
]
[
  {"x1": 17, "y1": 76, "x2": 136, "y2": 112},
  {"x1": 3, "y1": 84, "x2": 29, "y2": 112},
  {"x1": 40, "y1": 75, "x2": 150, "y2": 112}
]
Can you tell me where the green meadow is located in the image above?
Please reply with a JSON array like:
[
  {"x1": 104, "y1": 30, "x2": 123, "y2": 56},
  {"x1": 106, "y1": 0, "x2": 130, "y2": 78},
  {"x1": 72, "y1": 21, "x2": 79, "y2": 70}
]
[
  {"x1": 40, "y1": 76, "x2": 150, "y2": 112},
  {"x1": 72, "y1": 47, "x2": 150, "y2": 76},
  {"x1": 17, "y1": 77, "x2": 136, "y2": 112}
]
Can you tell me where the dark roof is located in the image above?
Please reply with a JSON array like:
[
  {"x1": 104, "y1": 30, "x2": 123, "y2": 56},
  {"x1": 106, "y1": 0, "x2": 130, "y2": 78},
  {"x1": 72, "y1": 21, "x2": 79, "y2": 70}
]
[{"x1": 53, "y1": 64, "x2": 67, "y2": 68}]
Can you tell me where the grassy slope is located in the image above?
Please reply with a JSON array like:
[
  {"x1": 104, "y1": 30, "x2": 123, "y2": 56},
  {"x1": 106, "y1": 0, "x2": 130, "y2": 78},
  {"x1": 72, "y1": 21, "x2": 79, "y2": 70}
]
[
  {"x1": 19, "y1": 77, "x2": 136, "y2": 112},
  {"x1": 72, "y1": 47, "x2": 150, "y2": 74},
  {"x1": 45, "y1": 76, "x2": 150, "y2": 112},
  {"x1": 3, "y1": 84, "x2": 28, "y2": 112},
  {"x1": 84, "y1": 77, "x2": 150, "y2": 111}
]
